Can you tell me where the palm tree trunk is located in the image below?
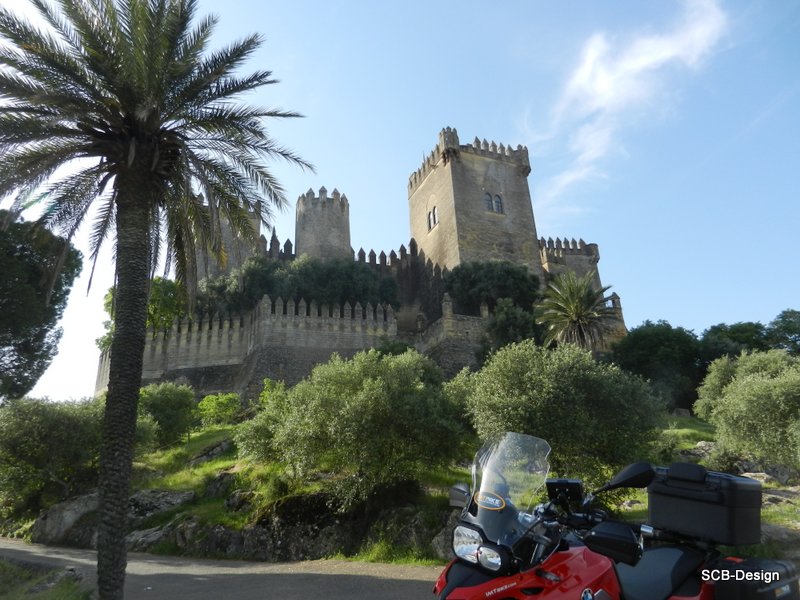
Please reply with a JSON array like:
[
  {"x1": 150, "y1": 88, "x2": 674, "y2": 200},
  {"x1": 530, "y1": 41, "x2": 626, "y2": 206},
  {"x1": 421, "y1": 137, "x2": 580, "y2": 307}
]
[{"x1": 97, "y1": 171, "x2": 153, "y2": 600}]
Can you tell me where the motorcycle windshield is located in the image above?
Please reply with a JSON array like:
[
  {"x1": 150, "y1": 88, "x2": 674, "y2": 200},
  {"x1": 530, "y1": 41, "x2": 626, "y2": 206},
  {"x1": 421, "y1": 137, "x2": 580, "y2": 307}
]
[{"x1": 467, "y1": 433, "x2": 551, "y2": 547}]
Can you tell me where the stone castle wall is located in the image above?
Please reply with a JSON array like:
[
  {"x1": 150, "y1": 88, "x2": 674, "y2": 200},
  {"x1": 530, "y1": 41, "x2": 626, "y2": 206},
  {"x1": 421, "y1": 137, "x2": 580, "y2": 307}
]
[
  {"x1": 539, "y1": 237, "x2": 601, "y2": 284},
  {"x1": 95, "y1": 128, "x2": 625, "y2": 398}
]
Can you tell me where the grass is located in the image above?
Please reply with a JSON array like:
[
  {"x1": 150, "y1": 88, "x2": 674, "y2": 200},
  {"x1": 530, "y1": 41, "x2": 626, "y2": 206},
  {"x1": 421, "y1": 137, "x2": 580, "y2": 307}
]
[
  {"x1": 615, "y1": 417, "x2": 800, "y2": 562},
  {"x1": 659, "y1": 415, "x2": 716, "y2": 451},
  {"x1": 329, "y1": 540, "x2": 444, "y2": 566},
  {"x1": 138, "y1": 425, "x2": 237, "y2": 480},
  {"x1": 0, "y1": 560, "x2": 90, "y2": 600}
]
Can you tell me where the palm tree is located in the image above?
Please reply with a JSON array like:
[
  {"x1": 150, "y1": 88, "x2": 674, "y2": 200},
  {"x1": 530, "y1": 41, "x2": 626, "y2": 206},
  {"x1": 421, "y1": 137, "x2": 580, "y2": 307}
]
[
  {"x1": 0, "y1": 1, "x2": 310, "y2": 597},
  {"x1": 535, "y1": 270, "x2": 617, "y2": 350}
]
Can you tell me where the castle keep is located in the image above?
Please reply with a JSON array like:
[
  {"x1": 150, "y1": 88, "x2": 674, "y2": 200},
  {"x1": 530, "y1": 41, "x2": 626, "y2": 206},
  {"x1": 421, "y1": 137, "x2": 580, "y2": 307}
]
[{"x1": 95, "y1": 128, "x2": 623, "y2": 398}]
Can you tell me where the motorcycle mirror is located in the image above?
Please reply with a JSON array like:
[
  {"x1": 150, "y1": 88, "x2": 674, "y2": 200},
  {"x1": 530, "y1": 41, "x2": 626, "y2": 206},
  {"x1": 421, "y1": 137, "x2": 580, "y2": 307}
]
[
  {"x1": 594, "y1": 461, "x2": 655, "y2": 494},
  {"x1": 449, "y1": 482, "x2": 471, "y2": 508}
]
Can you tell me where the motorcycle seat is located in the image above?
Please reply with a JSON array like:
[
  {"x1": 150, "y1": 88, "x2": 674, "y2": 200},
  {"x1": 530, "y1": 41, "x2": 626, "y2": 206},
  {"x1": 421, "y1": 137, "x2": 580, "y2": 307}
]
[{"x1": 615, "y1": 545, "x2": 704, "y2": 600}]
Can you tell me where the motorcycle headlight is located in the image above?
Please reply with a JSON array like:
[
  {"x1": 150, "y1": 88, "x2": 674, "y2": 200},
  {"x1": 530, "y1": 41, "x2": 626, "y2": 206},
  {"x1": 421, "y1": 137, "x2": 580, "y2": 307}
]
[
  {"x1": 452, "y1": 525, "x2": 481, "y2": 563},
  {"x1": 477, "y1": 546, "x2": 504, "y2": 571}
]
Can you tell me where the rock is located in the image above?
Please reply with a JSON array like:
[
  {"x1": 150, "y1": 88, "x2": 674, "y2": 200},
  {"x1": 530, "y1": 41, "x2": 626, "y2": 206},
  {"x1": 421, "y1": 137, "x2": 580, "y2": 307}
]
[
  {"x1": 128, "y1": 489, "x2": 196, "y2": 526},
  {"x1": 189, "y1": 439, "x2": 233, "y2": 467},
  {"x1": 672, "y1": 408, "x2": 691, "y2": 418},
  {"x1": 225, "y1": 489, "x2": 255, "y2": 512},
  {"x1": 621, "y1": 499, "x2": 643, "y2": 509},
  {"x1": 431, "y1": 510, "x2": 460, "y2": 561},
  {"x1": 126, "y1": 523, "x2": 174, "y2": 552},
  {"x1": 30, "y1": 493, "x2": 99, "y2": 545},
  {"x1": 678, "y1": 441, "x2": 716, "y2": 462},
  {"x1": 205, "y1": 471, "x2": 236, "y2": 498},
  {"x1": 735, "y1": 461, "x2": 799, "y2": 485},
  {"x1": 762, "y1": 523, "x2": 800, "y2": 548},
  {"x1": 742, "y1": 472, "x2": 778, "y2": 485}
]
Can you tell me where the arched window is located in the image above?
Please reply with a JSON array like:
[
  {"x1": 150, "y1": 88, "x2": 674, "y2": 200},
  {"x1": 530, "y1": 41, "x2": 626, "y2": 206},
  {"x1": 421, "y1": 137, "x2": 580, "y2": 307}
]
[
  {"x1": 432, "y1": 206, "x2": 438, "y2": 225},
  {"x1": 494, "y1": 195, "x2": 504, "y2": 214},
  {"x1": 485, "y1": 192, "x2": 493, "y2": 212},
  {"x1": 427, "y1": 211, "x2": 433, "y2": 231}
]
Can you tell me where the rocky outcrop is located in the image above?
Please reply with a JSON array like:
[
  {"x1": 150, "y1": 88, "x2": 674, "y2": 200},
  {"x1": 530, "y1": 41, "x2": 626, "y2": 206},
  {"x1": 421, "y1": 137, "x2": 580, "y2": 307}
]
[
  {"x1": 31, "y1": 489, "x2": 196, "y2": 548},
  {"x1": 120, "y1": 492, "x2": 454, "y2": 561},
  {"x1": 189, "y1": 439, "x2": 233, "y2": 467},
  {"x1": 30, "y1": 493, "x2": 99, "y2": 546}
]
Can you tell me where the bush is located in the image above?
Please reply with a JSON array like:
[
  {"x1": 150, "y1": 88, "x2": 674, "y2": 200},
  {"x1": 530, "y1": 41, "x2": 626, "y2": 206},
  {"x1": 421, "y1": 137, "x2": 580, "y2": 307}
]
[
  {"x1": 461, "y1": 341, "x2": 665, "y2": 489},
  {"x1": 237, "y1": 350, "x2": 462, "y2": 509},
  {"x1": 443, "y1": 261, "x2": 539, "y2": 315},
  {"x1": 139, "y1": 383, "x2": 196, "y2": 445},
  {"x1": 0, "y1": 397, "x2": 161, "y2": 517},
  {"x1": 197, "y1": 393, "x2": 241, "y2": 426},
  {"x1": 235, "y1": 380, "x2": 288, "y2": 462},
  {"x1": 695, "y1": 350, "x2": 800, "y2": 469},
  {"x1": 0, "y1": 398, "x2": 101, "y2": 516}
]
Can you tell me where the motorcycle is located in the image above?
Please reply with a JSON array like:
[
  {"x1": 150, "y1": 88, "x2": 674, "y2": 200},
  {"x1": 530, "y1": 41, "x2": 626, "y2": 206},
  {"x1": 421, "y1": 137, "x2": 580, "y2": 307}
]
[{"x1": 433, "y1": 432, "x2": 799, "y2": 600}]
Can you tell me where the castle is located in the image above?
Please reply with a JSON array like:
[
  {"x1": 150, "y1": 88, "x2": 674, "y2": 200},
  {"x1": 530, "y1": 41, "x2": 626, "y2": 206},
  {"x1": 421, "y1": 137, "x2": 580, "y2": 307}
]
[{"x1": 95, "y1": 127, "x2": 624, "y2": 398}]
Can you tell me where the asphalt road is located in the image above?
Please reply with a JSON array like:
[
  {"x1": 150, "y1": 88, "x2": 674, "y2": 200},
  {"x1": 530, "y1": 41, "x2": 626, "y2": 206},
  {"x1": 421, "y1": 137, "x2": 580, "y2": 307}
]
[{"x1": 0, "y1": 538, "x2": 443, "y2": 599}]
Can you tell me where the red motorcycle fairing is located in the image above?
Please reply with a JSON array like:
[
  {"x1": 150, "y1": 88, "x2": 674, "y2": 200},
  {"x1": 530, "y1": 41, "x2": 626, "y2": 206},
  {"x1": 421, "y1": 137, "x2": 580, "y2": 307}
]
[{"x1": 434, "y1": 545, "x2": 622, "y2": 599}]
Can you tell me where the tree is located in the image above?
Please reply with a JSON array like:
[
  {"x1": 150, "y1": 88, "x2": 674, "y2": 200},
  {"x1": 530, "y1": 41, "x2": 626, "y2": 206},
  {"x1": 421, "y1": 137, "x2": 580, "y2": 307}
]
[
  {"x1": 700, "y1": 321, "x2": 770, "y2": 365},
  {"x1": 0, "y1": 2, "x2": 309, "y2": 596},
  {"x1": 97, "y1": 277, "x2": 186, "y2": 350},
  {"x1": 480, "y1": 297, "x2": 542, "y2": 358},
  {"x1": 611, "y1": 320, "x2": 702, "y2": 409},
  {"x1": 0, "y1": 211, "x2": 82, "y2": 401},
  {"x1": 460, "y1": 341, "x2": 664, "y2": 489},
  {"x1": 139, "y1": 383, "x2": 196, "y2": 445},
  {"x1": 695, "y1": 350, "x2": 800, "y2": 469},
  {"x1": 535, "y1": 270, "x2": 616, "y2": 350},
  {"x1": 0, "y1": 398, "x2": 102, "y2": 516},
  {"x1": 768, "y1": 309, "x2": 800, "y2": 355},
  {"x1": 237, "y1": 350, "x2": 462, "y2": 509},
  {"x1": 197, "y1": 392, "x2": 240, "y2": 426},
  {"x1": 443, "y1": 261, "x2": 539, "y2": 315}
]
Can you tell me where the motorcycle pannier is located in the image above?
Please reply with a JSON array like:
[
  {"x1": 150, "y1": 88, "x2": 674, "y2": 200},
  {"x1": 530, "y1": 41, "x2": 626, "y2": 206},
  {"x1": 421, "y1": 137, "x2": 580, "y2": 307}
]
[
  {"x1": 647, "y1": 463, "x2": 761, "y2": 545},
  {"x1": 711, "y1": 557, "x2": 800, "y2": 600}
]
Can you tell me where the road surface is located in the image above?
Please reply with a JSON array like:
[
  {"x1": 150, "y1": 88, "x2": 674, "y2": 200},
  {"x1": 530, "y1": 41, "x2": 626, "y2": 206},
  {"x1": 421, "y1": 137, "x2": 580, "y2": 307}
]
[{"x1": 0, "y1": 537, "x2": 442, "y2": 599}]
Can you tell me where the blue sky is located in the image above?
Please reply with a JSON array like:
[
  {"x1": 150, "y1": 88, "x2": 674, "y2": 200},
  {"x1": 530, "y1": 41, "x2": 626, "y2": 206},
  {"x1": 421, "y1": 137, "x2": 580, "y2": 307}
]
[{"x1": 2, "y1": 0, "x2": 797, "y2": 399}]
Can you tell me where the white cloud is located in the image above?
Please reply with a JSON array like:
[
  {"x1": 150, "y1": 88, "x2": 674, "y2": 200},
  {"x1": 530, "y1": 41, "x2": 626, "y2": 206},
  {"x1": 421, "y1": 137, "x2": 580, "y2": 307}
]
[{"x1": 536, "y1": 0, "x2": 727, "y2": 210}]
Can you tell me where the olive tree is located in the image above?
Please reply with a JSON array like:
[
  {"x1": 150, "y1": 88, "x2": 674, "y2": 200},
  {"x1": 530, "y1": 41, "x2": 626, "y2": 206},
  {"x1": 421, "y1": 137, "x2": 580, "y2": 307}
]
[
  {"x1": 460, "y1": 341, "x2": 665, "y2": 488},
  {"x1": 237, "y1": 350, "x2": 462, "y2": 509}
]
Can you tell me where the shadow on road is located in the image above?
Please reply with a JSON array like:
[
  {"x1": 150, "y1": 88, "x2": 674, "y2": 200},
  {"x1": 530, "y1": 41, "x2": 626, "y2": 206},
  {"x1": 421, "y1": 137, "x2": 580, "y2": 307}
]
[{"x1": 0, "y1": 538, "x2": 440, "y2": 599}]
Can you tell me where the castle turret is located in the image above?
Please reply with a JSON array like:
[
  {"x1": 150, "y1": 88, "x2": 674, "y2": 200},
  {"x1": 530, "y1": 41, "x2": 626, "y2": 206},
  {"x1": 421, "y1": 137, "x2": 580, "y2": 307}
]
[
  {"x1": 408, "y1": 127, "x2": 543, "y2": 282},
  {"x1": 295, "y1": 186, "x2": 352, "y2": 261}
]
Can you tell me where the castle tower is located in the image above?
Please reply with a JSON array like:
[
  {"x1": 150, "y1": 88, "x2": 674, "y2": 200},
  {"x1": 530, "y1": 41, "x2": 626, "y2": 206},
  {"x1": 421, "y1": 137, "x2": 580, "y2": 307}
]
[
  {"x1": 408, "y1": 127, "x2": 544, "y2": 281},
  {"x1": 295, "y1": 186, "x2": 352, "y2": 261},
  {"x1": 197, "y1": 202, "x2": 265, "y2": 280}
]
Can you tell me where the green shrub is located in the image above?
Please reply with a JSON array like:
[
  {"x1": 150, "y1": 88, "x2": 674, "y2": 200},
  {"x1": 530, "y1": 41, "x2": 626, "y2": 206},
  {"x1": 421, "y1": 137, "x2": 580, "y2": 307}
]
[
  {"x1": 695, "y1": 351, "x2": 800, "y2": 469},
  {"x1": 235, "y1": 380, "x2": 288, "y2": 462},
  {"x1": 139, "y1": 383, "x2": 196, "y2": 446},
  {"x1": 197, "y1": 393, "x2": 241, "y2": 426},
  {"x1": 462, "y1": 341, "x2": 665, "y2": 489},
  {"x1": 443, "y1": 261, "x2": 540, "y2": 315},
  {"x1": 0, "y1": 398, "x2": 101, "y2": 516},
  {"x1": 238, "y1": 350, "x2": 462, "y2": 509},
  {"x1": 0, "y1": 397, "x2": 163, "y2": 517}
]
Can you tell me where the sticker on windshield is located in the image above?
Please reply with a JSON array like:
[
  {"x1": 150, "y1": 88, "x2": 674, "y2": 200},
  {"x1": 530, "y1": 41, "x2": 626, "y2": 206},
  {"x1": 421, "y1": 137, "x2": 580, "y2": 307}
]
[{"x1": 474, "y1": 491, "x2": 506, "y2": 511}]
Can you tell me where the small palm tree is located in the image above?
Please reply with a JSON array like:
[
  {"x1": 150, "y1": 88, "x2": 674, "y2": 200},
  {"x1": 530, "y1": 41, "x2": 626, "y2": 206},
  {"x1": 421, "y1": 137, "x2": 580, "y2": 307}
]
[
  {"x1": 535, "y1": 270, "x2": 617, "y2": 350},
  {"x1": 0, "y1": 1, "x2": 310, "y2": 597}
]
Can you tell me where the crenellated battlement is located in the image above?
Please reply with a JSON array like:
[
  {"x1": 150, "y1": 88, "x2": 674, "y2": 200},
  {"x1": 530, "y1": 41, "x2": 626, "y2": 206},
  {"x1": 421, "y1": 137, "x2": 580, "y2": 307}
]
[
  {"x1": 538, "y1": 237, "x2": 599, "y2": 261},
  {"x1": 97, "y1": 125, "x2": 622, "y2": 398},
  {"x1": 295, "y1": 186, "x2": 349, "y2": 213},
  {"x1": 408, "y1": 127, "x2": 531, "y2": 193},
  {"x1": 295, "y1": 186, "x2": 351, "y2": 260},
  {"x1": 254, "y1": 295, "x2": 394, "y2": 326}
]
